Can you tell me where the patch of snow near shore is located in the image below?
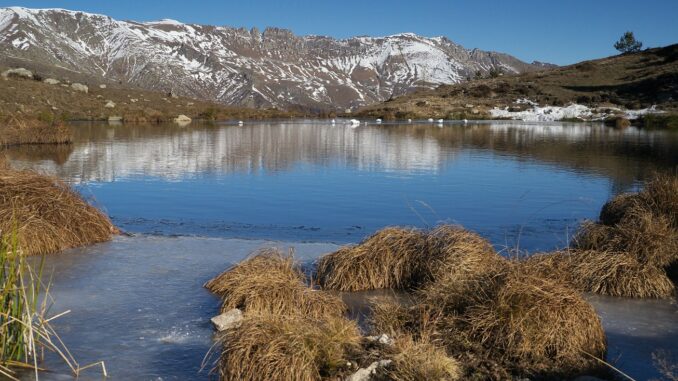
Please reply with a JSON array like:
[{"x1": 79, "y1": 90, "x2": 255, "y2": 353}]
[{"x1": 490, "y1": 102, "x2": 663, "y2": 122}]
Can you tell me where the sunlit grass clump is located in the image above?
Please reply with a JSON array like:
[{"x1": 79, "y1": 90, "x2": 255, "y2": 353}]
[
  {"x1": 0, "y1": 168, "x2": 118, "y2": 256},
  {"x1": 217, "y1": 313, "x2": 361, "y2": 381},
  {"x1": 377, "y1": 336, "x2": 461, "y2": 381},
  {"x1": 316, "y1": 227, "x2": 430, "y2": 291},
  {"x1": 522, "y1": 250, "x2": 675, "y2": 298},
  {"x1": 574, "y1": 174, "x2": 678, "y2": 270},
  {"x1": 204, "y1": 248, "x2": 346, "y2": 318}
]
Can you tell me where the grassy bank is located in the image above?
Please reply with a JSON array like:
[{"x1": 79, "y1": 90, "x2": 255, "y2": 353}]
[{"x1": 0, "y1": 115, "x2": 73, "y2": 146}]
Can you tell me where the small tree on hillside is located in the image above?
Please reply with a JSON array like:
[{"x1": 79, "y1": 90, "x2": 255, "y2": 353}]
[{"x1": 614, "y1": 31, "x2": 643, "y2": 54}]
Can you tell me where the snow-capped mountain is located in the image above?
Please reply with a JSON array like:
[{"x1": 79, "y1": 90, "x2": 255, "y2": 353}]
[{"x1": 0, "y1": 7, "x2": 549, "y2": 110}]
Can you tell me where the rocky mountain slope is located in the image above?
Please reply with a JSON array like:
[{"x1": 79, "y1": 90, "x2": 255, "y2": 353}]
[{"x1": 0, "y1": 7, "x2": 549, "y2": 111}]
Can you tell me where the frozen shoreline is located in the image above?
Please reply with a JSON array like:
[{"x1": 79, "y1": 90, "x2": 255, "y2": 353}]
[{"x1": 490, "y1": 99, "x2": 664, "y2": 122}]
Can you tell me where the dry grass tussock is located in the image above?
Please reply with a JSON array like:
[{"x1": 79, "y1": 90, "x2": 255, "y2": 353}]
[
  {"x1": 204, "y1": 248, "x2": 346, "y2": 318},
  {"x1": 0, "y1": 168, "x2": 117, "y2": 255},
  {"x1": 425, "y1": 225, "x2": 501, "y2": 282},
  {"x1": 376, "y1": 335, "x2": 461, "y2": 381},
  {"x1": 575, "y1": 174, "x2": 678, "y2": 270},
  {"x1": 316, "y1": 225, "x2": 503, "y2": 292},
  {"x1": 462, "y1": 270, "x2": 607, "y2": 377},
  {"x1": 316, "y1": 227, "x2": 430, "y2": 291},
  {"x1": 0, "y1": 115, "x2": 72, "y2": 146},
  {"x1": 217, "y1": 313, "x2": 361, "y2": 381},
  {"x1": 522, "y1": 250, "x2": 675, "y2": 298}
]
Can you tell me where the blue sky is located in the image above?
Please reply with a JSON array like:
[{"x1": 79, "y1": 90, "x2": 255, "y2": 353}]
[{"x1": 2, "y1": 0, "x2": 677, "y2": 65}]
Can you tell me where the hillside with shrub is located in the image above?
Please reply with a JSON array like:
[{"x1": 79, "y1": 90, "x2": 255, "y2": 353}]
[{"x1": 355, "y1": 44, "x2": 678, "y2": 123}]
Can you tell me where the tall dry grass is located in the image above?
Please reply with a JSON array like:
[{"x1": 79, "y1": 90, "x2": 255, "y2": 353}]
[
  {"x1": 0, "y1": 168, "x2": 117, "y2": 256},
  {"x1": 217, "y1": 313, "x2": 361, "y2": 381},
  {"x1": 316, "y1": 225, "x2": 503, "y2": 292},
  {"x1": 521, "y1": 250, "x2": 674, "y2": 298},
  {"x1": 0, "y1": 232, "x2": 106, "y2": 380},
  {"x1": 316, "y1": 227, "x2": 430, "y2": 291},
  {"x1": 575, "y1": 174, "x2": 678, "y2": 270},
  {"x1": 461, "y1": 271, "x2": 607, "y2": 377},
  {"x1": 377, "y1": 335, "x2": 461, "y2": 381},
  {"x1": 0, "y1": 116, "x2": 72, "y2": 146},
  {"x1": 204, "y1": 248, "x2": 346, "y2": 318}
]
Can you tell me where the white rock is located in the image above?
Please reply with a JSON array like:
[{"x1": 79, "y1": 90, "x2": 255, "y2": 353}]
[
  {"x1": 211, "y1": 308, "x2": 243, "y2": 331},
  {"x1": 71, "y1": 83, "x2": 88, "y2": 93},
  {"x1": 105, "y1": 100, "x2": 116, "y2": 108},
  {"x1": 366, "y1": 334, "x2": 394, "y2": 346},
  {"x1": 427, "y1": 118, "x2": 434, "y2": 122},
  {"x1": 174, "y1": 114, "x2": 192, "y2": 124},
  {"x1": 99, "y1": 84, "x2": 107, "y2": 89},
  {"x1": 1, "y1": 68, "x2": 33, "y2": 79},
  {"x1": 345, "y1": 360, "x2": 392, "y2": 381},
  {"x1": 43, "y1": 78, "x2": 60, "y2": 85}
]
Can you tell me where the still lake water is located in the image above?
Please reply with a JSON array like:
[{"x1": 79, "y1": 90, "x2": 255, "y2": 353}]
[{"x1": 5, "y1": 120, "x2": 678, "y2": 380}]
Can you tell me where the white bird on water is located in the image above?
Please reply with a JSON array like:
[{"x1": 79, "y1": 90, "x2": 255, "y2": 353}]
[
  {"x1": 437, "y1": 119, "x2": 444, "y2": 124},
  {"x1": 349, "y1": 119, "x2": 360, "y2": 128},
  {"x1": 376, "y1": 118, "x2": 382, "y2": 124},
  {"x1": 427, "y1": 118, "x2": 434, "y2": 123},
  {"x1": 331, "y1": 119, "x2": 336, "y2": 125},
  {"x1": 407, "y1": 119, "x2": 412, "y2": 123},
  {"x1": 463, "y1": 119, "x2": 468, "y2": 124},
  {"x1": 237, "y1": 120, "x2": 244, "y2": 126}
]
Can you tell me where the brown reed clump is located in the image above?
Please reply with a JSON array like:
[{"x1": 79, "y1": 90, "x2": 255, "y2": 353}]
[
  {"x1": 0, "y1": 168, "x2": 117, "y2": 255},
  {"x1": 204, "y1": 248, "x2": 346, "y2": 318},
  {"x1": 576, "y1": 174, "x2": 678, "y2": 270},
  {"x1": 377, "y1": 335, "x2": 461, "y2": 381},
  {"x1": 640, "y1": 174, "x2": 678, "y2": 227},
  {"x1": 316, "y1": 227, "x2": 430, "y2": 291},
  {"x1": 462, "y1": 271, "x2": 607, "y2": 377},
  {"x1": 424, "y1": 225, "x2": 501, "y2": 283},
  {"x1": 576, "y1": 205, "x2": 678, "y2": 268},
  {"x1": 519, "y1": 249, "x2": 675, "y2": 298},
  {"x1": 218, "y1": 313, "x2": 361, "y2": 381},
  {"x1": 598, "y1": 193, "x2": 640, "y2": 226},
  {"x1": 0, "y1": 116, "x2": 73, "y2": 146},
  {"x1": 517, "y1": 251, "x2": 574, "y2": 286},
  {"x1": 368, "y1": 297, "x2": 441, "y2": 340},
  {"x1": 418, "y1": 247, "x2": 509, "y2": 314}
]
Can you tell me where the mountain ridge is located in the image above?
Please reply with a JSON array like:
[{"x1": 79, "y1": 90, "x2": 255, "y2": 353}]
[{"x1": 0, "y1": 7, "x2": 550, "y2": 111}]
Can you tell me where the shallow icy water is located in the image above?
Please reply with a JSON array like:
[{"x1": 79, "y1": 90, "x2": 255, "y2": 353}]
[
  {"x1": 26, "y1": 236, "x2": 678, "y2": 381},
  {"x1": 3, "y1": 120, "x2": 677, "y2": 380},
  {"x1": 26, "y1": 235, "x2": 340, "y2": 380}
]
